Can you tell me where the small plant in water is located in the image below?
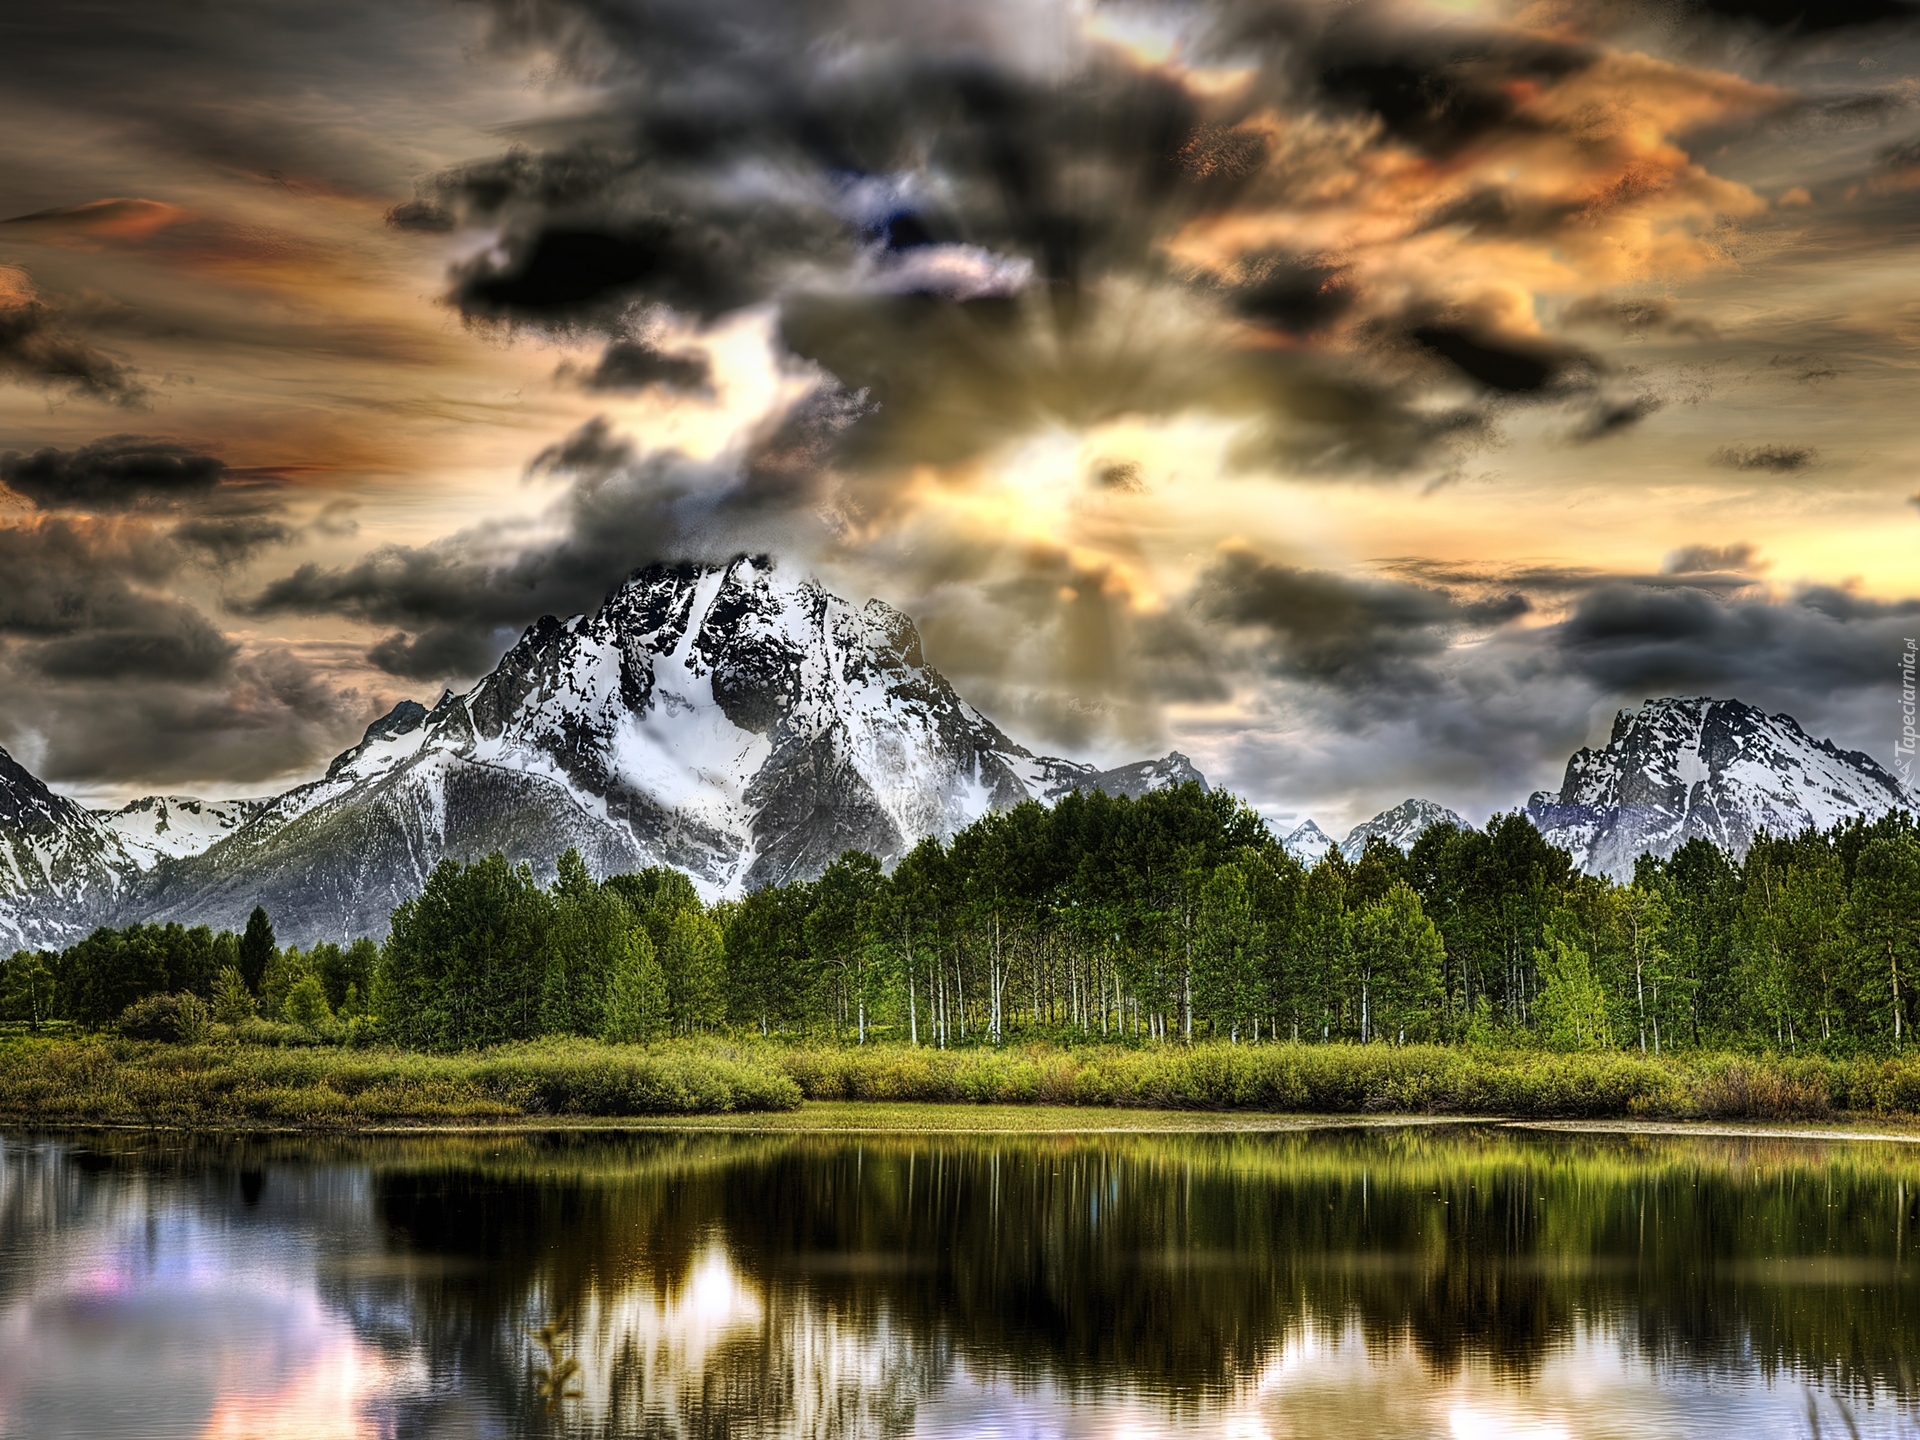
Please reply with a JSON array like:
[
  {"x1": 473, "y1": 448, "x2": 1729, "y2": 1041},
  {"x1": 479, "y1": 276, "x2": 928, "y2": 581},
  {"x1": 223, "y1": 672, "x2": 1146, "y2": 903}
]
[{"x1": 530, "y1": 1311, "x2": 585, "y2": 1424}]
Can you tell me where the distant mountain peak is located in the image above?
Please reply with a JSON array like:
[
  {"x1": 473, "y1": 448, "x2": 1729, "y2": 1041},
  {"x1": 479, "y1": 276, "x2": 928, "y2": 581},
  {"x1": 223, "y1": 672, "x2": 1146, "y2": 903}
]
[
  {"x1": 1340, "y1": 798, "x2": 1467, "y2": 860},
  {"x1": 1527, "y1": 695, "x2": 1914, "y2": 877},
  {"x1": 1281, "y1": 819, "x2": 1334, "y2": 864}
]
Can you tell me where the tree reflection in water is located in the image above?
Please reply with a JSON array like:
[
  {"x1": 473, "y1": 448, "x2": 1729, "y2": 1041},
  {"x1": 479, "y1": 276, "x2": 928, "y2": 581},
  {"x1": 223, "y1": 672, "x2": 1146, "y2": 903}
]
[{"x1": 0, "y1": 1125, "x2": 1917, "y2": 1438}]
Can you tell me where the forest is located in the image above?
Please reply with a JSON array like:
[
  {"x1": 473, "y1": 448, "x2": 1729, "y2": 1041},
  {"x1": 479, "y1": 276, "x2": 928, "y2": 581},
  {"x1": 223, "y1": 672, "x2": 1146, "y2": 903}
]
[{"x1": 8, "y1": 782, "x2": 1920, "y2": 1058}]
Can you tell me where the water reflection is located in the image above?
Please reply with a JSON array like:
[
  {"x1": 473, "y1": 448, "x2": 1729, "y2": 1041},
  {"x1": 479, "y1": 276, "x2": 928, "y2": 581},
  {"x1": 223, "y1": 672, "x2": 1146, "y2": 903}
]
[{"x1": 0, "y1": 1125, "x2": 1914, "y2": 1438}]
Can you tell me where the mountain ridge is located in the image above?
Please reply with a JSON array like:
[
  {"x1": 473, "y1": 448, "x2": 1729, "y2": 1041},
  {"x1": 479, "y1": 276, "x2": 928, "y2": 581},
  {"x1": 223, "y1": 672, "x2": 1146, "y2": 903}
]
[
  {"x1": 6, "y1": 556, "x2": 1205, "y2": 946},
  {"x1": 5, "y1": 571, "x2": 1913, "y2": 947}
]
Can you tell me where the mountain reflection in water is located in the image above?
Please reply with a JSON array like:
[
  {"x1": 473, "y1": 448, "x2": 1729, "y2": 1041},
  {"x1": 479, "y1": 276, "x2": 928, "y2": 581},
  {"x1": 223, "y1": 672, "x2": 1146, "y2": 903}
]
[{"x1": 0, "y1": 1124, "x2": 1914, "y2": 1438}]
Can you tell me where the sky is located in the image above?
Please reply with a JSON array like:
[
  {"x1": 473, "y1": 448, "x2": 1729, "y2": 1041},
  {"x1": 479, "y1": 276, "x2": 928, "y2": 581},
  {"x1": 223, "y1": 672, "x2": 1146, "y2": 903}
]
[{"x1": 3, "y1": 0, "x2": 1919, "y2": 835}]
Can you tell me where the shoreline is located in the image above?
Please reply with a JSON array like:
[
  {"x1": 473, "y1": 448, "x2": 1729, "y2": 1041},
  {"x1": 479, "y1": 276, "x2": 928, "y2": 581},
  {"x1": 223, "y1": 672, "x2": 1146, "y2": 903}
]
[{"x1": 10, "y1": 1101, "x2": 1920, "y2": 1142}]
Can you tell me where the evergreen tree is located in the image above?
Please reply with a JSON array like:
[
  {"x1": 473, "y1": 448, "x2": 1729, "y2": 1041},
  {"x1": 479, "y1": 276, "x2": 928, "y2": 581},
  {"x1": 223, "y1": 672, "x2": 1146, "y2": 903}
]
[
  {"x1": 212, "y1": 965, "x2": 255, "y2": 1025},
  {"x1": 59, "y1": 925, "x2": 170, "y2": 1029},
  {"x1": 283, "y1": 974, "x2": 334, "y2": 1030},
  {"x1": 260, "y1": 944, "x2": 310, "y2": 1021},
  {"x1": 238, "y1": 907, "x2": 276, "y2": 993}
]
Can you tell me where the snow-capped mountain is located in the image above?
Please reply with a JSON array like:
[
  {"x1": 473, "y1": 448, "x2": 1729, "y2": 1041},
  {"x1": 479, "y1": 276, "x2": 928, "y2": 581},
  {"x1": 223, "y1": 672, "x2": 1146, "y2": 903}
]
[
  {"x1": 96, "y1": 795, "x2": 262, "y2": 870},
  {"x1": 131, "y1": 556, "x2": 1205, "y2": 943},
  {"x1": 1526, "y1": 697, "x2": 1916, "y2": 877},
  {"x1": 1280, "y1": 820, "x2": 1335, "y2": 865},
  {"x1": 0, "y1": 746, "x2": 129, "y2": 949},
  {"x1": 1339, "y1": 798, "x2": 1467, "y2": 861}
]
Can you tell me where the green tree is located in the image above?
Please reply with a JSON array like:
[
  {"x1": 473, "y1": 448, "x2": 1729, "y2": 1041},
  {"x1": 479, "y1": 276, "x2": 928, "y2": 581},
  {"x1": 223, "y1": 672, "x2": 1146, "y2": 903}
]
[
  {"x1": 1194, "y1": 861, "x2": 1262, "y2": 1041},
  {"x1": 723, "y1": 881, "x2": 817, "y2": 1035},
  {"x1": 806, "y1": 851, "x2": 885, "y2": 1042},
  {"x1": 1298, "y1": 857, "x2": 1351, "y2": 1041},
  {"x1": 260, "y1": 944, "x2": 310, "y2": 1021},
  {"x1": 542, "y1": 849, "x2": 632, "y2": 1037},
  {"x1": 238, "y1": 907, "x2": 276, "y2": 993},
  {"x1": 660, "y1": 905, "x2": 727, "y2": 1035},
  {"x1": 377, "y1": 854, "x2": 553, "y2": 1050},
  {"x1": 2, "y1": 950, "x2": 58, "y2": 1030},
  {"x1": 59, "y1": 926, "x2": 170, "y2": 1030},
  {"x1": 603, "y1": 926, "x2": 667, "y2": 1043},
  {"x1": 1352, "y1": 881, "x2": 1445, "y2": 1044},
  {"x1": 1845, "y1": 834, "x2": 1920, "y2": 1049},
  {"x1": 1535, "y1": 915, "x2": 1612, "y2": 1051},
  {"x1": 283, "y1": 974, "x2": 334, "y2": 1030}
]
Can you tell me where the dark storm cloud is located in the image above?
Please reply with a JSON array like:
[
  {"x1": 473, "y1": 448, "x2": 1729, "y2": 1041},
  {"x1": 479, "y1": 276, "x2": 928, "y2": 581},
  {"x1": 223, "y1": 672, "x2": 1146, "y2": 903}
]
[
  {"x1": 0, "y1": 436, "x2": 224, "y2": 510},
  {"x1": 1405, "y1": 323, "x2": 1589, "y2": 395},
  {"x1": 371, "y1": 0, "x2": 1712, "y2": 477},
  {"x1": 1712, "y1": 443, "x2": 1818, "y2": 471},
  {"x1": 1189, "y1": 547, "x2": 1499, "y2": 692},
  {"x1": 0, "y1": 278, "x2": 147, "y2": 407},
  {"x1": 565, "y1": 338, "x2": 711, "y2": 393},
  {"x1": 0, "y1": 516, "x2": 176, "y2": 636},
  {"x1": 1569, "y1": 395, "x2": 1664, "y2": 442},
  {"x1": 0, "y1": 517, "x2": 232, "y2": 683},
  {"x1": 1224, "y1": 252, "x2": 1353, "y2": 338},
  {"x1": 1693, "y1": 0, "x2": 1920, "y2": 34},
  {"x1": 365, "y1": 625, "x2": 504, "y2": 681},
  {"x1": 242, "y1": 416, "x2": 806, "y2": 679},
  {"x1": 171, "y1": 515, "x2": 296, "y2": 564},
  {"x1": 28, "y1": 614, "x2": 235, "y2": 683},
  {"x1": 1548, "y1": 583, "x2": 1920, "y2": 696},
  {"x1": 0, "y1": 643, "x2": 369, "y2": 788}
]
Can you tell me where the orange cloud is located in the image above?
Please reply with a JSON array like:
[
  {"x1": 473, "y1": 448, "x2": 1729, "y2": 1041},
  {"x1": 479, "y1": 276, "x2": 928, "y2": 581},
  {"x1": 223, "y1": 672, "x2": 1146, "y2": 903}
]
[{"x1": 3, "y1": 197, "x2": 189, "y2": 245}]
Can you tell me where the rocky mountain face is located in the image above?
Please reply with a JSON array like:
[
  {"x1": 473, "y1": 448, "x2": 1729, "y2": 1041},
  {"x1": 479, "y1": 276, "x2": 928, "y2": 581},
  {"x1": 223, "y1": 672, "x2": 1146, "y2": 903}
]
[
  {"x1": 1339, "y1": 799, "x2": 1467, "y2": 861},
  {"x1": 0, "y1": 747, "x2": 128, "y2": 950},
  {"x1": 118, "y1": 556, "x2": 1203, "y2": 944},
  {"x1": 1526, "y1": 697, "x2": 1915, "y2": 878}
]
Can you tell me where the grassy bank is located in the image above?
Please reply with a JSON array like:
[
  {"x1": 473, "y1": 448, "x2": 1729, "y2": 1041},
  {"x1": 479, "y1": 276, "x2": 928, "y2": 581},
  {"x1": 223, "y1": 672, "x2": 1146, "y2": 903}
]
[
  {"x1": 0, "y1": 1035, "x2": 802, "y2": 1127},
  {"x1": 10, "y1": 1033, "x2": 1920, "y2": 1129},
  {"x1": 772, "y1": 1042, "x2": 1885, "y2": 1120}
]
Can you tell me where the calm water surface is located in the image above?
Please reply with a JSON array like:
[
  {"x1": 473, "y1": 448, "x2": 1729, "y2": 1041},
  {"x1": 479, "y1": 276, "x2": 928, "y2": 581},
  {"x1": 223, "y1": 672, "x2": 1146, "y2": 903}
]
[{"x1": 0, "y1": 1123, "x2": 1914, "y2": 1439}]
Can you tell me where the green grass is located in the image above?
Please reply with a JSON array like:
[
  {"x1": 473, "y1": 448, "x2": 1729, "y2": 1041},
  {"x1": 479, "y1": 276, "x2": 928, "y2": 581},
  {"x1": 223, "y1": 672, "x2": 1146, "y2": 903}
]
[
  {"x1": 767, "y1": 1040, "x2": 1920, "y2": 1122},
  {"x1": 0, "y1": 1035, "x2": 800, "y2": 1127},
  {"x1": 10, "y1": 1032, "x2": 1920, "y2": 1130}
]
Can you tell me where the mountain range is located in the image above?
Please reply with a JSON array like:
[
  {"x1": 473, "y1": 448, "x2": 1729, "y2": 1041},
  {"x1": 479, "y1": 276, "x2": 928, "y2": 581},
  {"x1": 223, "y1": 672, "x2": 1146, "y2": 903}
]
[
  {"x1": 0, "y1": 557, "x2": 1203, "y2": 947},
  {"x1": 1, "y1": 559, "x2": 1912, "y2": 948}
]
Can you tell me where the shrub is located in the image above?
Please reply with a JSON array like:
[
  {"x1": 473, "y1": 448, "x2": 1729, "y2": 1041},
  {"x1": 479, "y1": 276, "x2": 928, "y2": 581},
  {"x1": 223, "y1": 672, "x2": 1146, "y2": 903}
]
[
  {"x1": 283, "y1": 975, "x2": 335, "y2": 1031},
  {"x1": 117, "y1": 992, "x2": 212, "y2": 1044},
  {"x1": 212, "y1": 966, "x2": 255, "y2": 1025}
]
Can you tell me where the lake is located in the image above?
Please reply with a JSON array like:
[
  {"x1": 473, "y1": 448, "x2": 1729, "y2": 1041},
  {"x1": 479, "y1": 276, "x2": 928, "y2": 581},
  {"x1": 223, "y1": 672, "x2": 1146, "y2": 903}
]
[{"x1": 0, "y1": 1121, "x2": 1913, "y2": 1438}]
